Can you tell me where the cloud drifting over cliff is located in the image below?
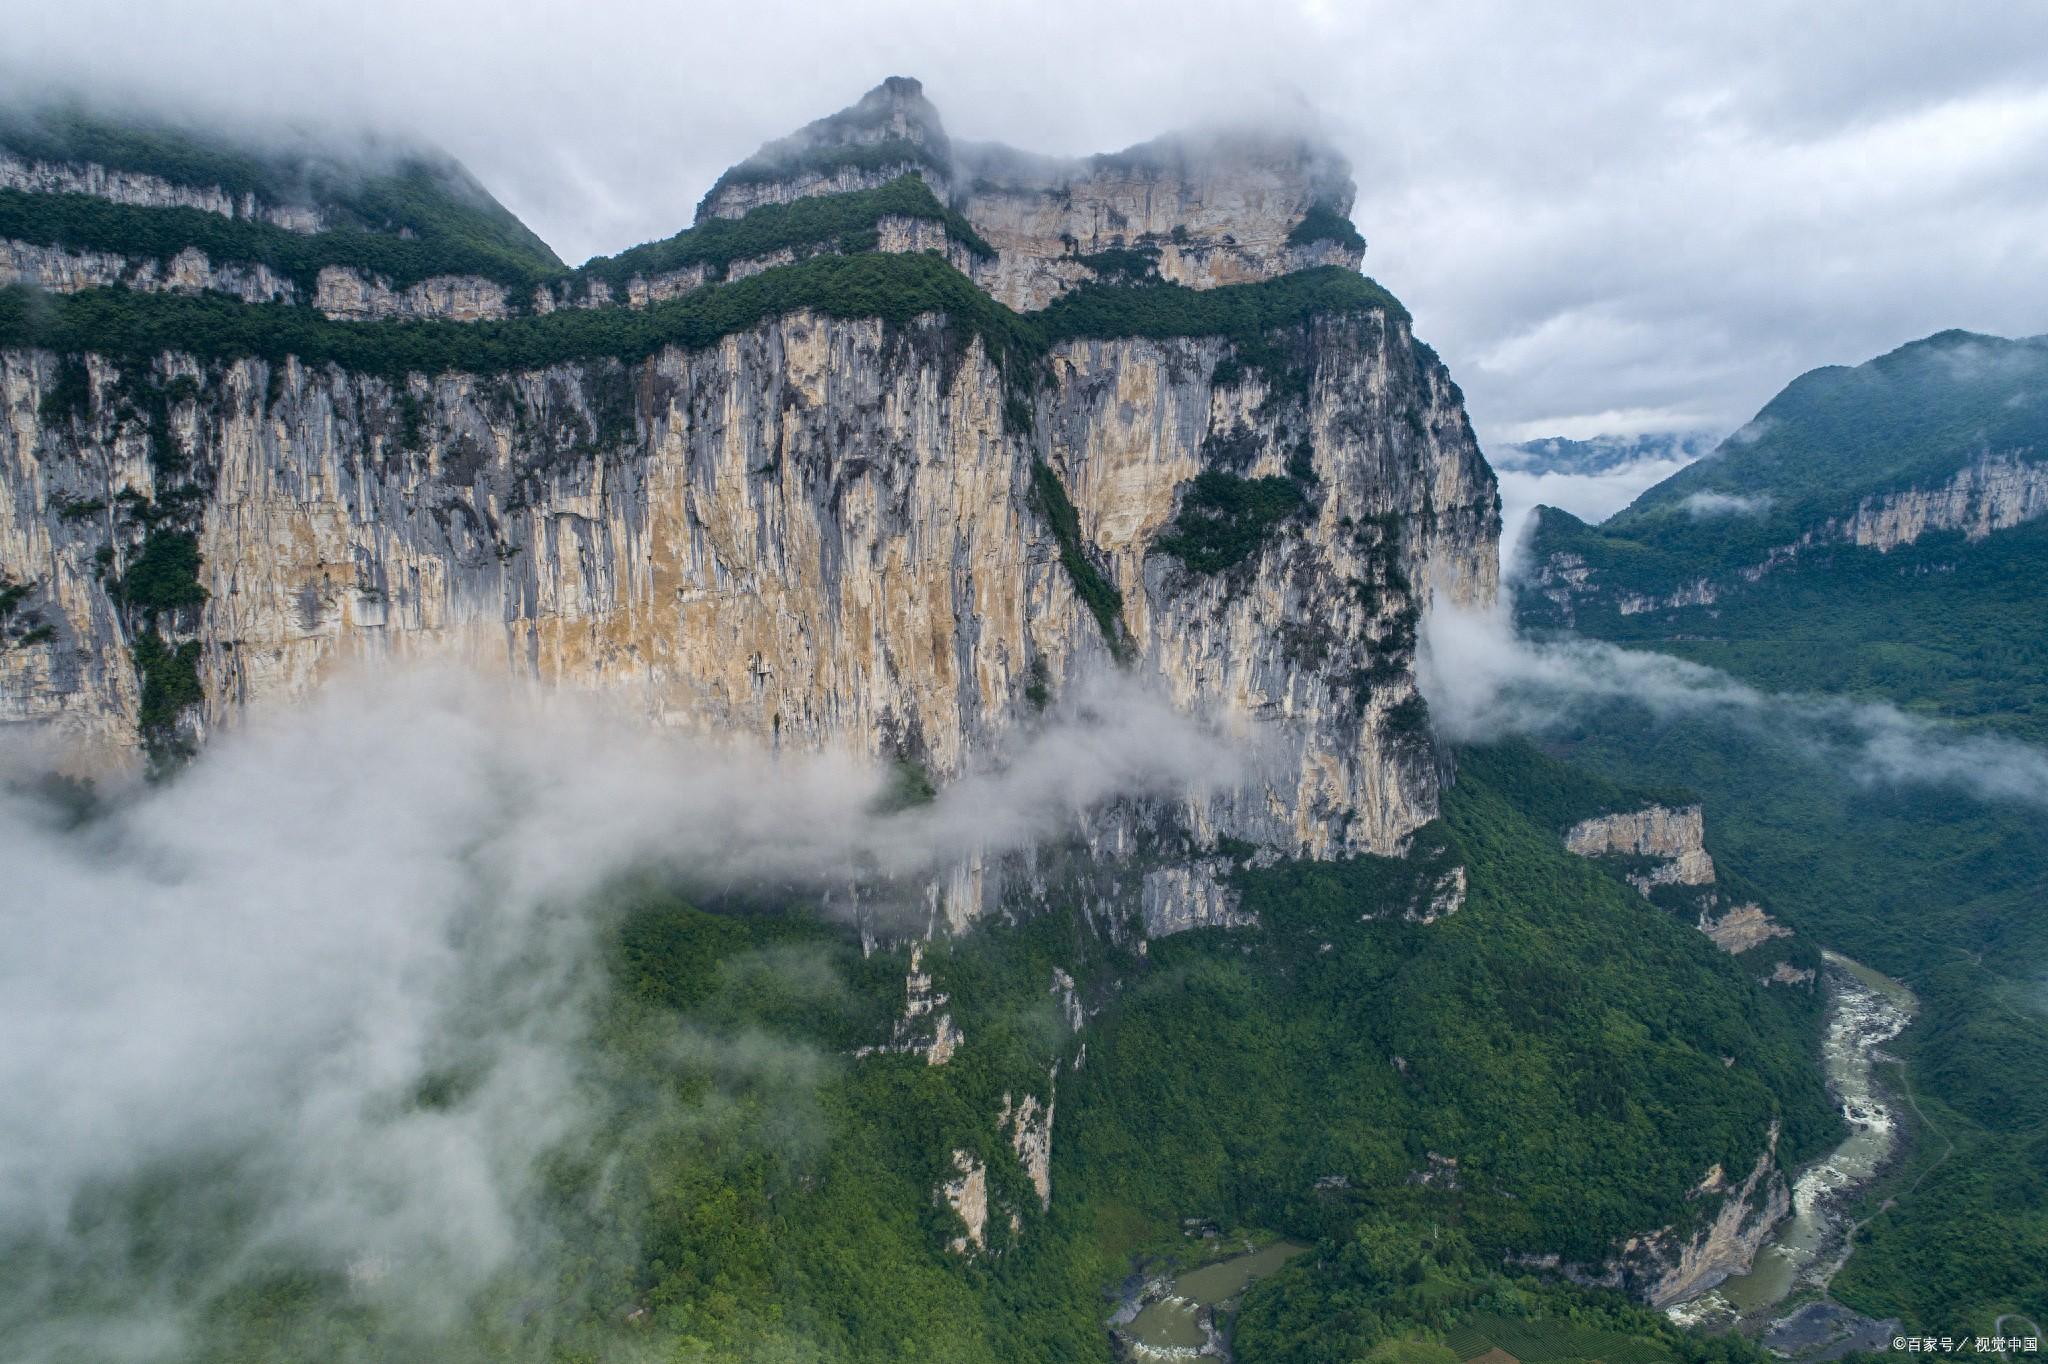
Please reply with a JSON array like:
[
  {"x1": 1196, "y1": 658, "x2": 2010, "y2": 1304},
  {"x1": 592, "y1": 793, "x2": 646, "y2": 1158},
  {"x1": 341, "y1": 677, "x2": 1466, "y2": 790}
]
[
  {"x1": 1420, "y1": 599, "x2": 2048, "y2": 811},
  {"x1": 4, "y1": 0, "x2": 2047, "y2": 443},
  {"x1": 0, "y1": 666, "x2": 1237, "y2": 1361}
]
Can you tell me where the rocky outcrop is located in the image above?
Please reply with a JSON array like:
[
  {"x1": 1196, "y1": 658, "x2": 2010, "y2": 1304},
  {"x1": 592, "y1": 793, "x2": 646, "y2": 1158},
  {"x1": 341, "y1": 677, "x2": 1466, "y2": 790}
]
[
  {"x1": 698, "y1": 78, "x2": 1368, "y2": 312},
  {"x1": 1835, "y1": 453, "x2": 2048, "y2": 550},
  {"x1": 0, "y1": 240, "x2": 522, "y2": 322},
  {"x1": 1142, "y1": 861, "x2": 1254, "y2": 936},
  {"x1": 698, "y1": 77, "x2": 951, "y2": 220},
  {"x1": 1000, "y1": 1084, "x2": 1055, "y2": 1212},
  {"x1": 2, "y1": 240, "x2": 296, "y2": 304},
  {"x1": 1633, "y1": 1138, "x2": 1791, "y2": 1307},
  {"x1": 5, "y1": 81, "x2": 1374, "y2": 328},
  {"x1": 938, "y1": 1149, "x2": 989, "y2": 1254},
  {"x1": 1565, "y1": 805, "x2": 1811, "y2": 962},
  {"x1": 1565, "y1": 804, "x2": 1716, "y2": 888},
  {"x1": 1528, "y1": 454, "x2": 2048, "y2": 624},
  {"x1": 854, "y1": 944, "x2": 962, "y2": 1063},
  {"x1": 1, "y1": 83, "x2": 1500, "y2": 945},
  {"x1": 1700, "y1": 901, "x2": 1792, "y2": 954},
  {"x1": 313, "y1": 267, "x2": 515, "y2": 322},
  {"x1": 1357, "y1": 861, "x2": 1468, "y2": 924},
  {"x1": 0, "y1": 151, "x2": 324, "y2": 231},
  {"x1": 1518, "y1": 1128, "x2": 1790, "y2": 1307},
  {"x1": 957, "y1": 132, "x2": 1361, "y2": 311}
]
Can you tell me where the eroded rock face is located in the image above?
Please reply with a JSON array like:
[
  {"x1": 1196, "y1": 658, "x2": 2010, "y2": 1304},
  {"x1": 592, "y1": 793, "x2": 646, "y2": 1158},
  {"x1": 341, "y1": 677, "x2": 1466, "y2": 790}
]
[
  {"x1": 1564, "y1": 805, "x2": 1813, "y2": 966},
  {"x1": 855, "y1": 944, "x2": 963, "y2": 1064},
  {"x1": 1527, "y1": 454, "x2": 2048, "y2": 624},
  {"x1": 1634, "y1": 1139, "x2": 1791, "y2": 1307},
  {"x1": 938, "y1": 1149, "x2": 988, "y2": 1254},
  {"x1": 314, "y1": 267, "x2": 514, "y2": 322},
  {"x1": 0, "y1": 151, "x2": 325, "y2": 231},
  {"x1": 956, "y1": 133, "x2": 1361, "y2": 311},
  {"x1": 1, "y1": 297, "x2": 1496, "y2": 902},
  {"x1": 1517, "y1": 1127, "x2": 1791, "y2": 1307},
  {"x1": 1701, "y1": 902, "x2": 1792, "y2": 954},
  {"x1": 1835, "y1": 454, "x2": 2048, "y2": 550},
  {"x1": 697, "y1": 76, "x2": 952, "y2": 221},
  {"x1": 5, "y1": 79, "x2": 1377, "y2": 329},
  {"x1": 1001, "y1": 1086, "x2": 1055, "y2": 1212},
  {"x1": 696, "y1": 77, "x2": 1369, "y2": 311},
  {"x1": 1565, "y1": 804, "x2": 1716, "y2": 886},
  {"x1": 1, "y1": 240, "x2": 297, "y2": 305}
]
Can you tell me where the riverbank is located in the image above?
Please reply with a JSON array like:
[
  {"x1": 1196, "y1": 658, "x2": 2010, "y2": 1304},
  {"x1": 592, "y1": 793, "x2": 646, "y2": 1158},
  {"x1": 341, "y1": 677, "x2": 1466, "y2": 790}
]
[
  {"x1": 1109, "y1": 1238, "x2": 1309, "y2": 1361},
  {"x1": 1665, "y1": 952, "x2": 1916, "y2": 1355}
]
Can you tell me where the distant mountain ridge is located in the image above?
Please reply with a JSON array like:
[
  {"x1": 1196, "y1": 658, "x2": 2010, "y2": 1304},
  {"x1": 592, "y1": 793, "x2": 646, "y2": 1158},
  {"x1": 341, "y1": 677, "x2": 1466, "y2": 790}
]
[
  {"x1": 1522, "y1": 329, "x2": 2048, "y2": 664},
  {"x1": 1495, "y1": 431, "x2": 1717, "y2": 477}
]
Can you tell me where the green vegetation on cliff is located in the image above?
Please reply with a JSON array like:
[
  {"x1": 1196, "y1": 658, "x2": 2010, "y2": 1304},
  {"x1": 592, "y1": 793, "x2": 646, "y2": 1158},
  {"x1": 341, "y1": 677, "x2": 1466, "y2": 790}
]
[
  {"x1": 0, "y1": 253, "x2": 1036, "y2": 384},
  {"x1": 0, "y1": 174, "x2": 991, "y2": 299},
  {"x1": 1529, "y1": 510, "x2": 2048, "y2": 743},
  {"x1": 0, "y1": 260, "x2": 1409, "y2": 418},
  {"x1": 698, "y1": 137, "x2": 949, "y2": 216},
  {"x1": 580, "y1": 174, "x2": 993, "y2": 288},
  {"x1": 1287, "y1": 201, "x2": 1367, "y2": 254},
  {"x1": 1156, "y1": 470, "x2": 1308, "y2": 572},
  {"x1": 0, "y1": 188, "x2": 562, "y2": 292},
  {"x1": 1532, "y1": 330, "x2": 2048, "y2": 591},
  {"x1": 1521, "y1": 695, "x2": 2048, "y2": 1333},
  {"x1": 1030, "y1": 460, "x2": 1128, "y2": 654},
  {"x1": 1235, "y1": 1221, "x2": 1765, "y2": 1364}
]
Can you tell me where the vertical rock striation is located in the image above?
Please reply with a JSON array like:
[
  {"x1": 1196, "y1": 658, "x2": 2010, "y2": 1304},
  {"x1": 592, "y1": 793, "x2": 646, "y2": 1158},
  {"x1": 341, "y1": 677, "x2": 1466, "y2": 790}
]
[{"x1": 0, "y1": 80, "x2": 1501, "y2": 932}]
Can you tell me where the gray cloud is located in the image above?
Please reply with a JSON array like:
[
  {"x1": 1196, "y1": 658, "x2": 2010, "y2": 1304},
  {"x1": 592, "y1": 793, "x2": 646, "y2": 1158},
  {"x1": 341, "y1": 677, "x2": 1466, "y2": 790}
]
[{"x1": 3, "y1": 1, "x2": 2046, "y2": 444}]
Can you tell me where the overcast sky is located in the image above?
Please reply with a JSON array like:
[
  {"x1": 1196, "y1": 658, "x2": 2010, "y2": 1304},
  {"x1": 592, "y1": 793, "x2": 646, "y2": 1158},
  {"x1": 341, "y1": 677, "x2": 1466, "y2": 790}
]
[{"x1": 5, "y1": 0, "x2": 2045, "y2": 445}]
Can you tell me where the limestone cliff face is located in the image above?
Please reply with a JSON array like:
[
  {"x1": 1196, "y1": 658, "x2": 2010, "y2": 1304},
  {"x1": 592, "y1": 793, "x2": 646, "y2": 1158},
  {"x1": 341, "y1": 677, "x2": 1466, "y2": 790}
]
[
  {"x1": 1833, "y1": 453, "x2": 2048, "y2": 550},
  {"x1": 956, "y1": 132, "x2": 1361, "y2": 311},
  {"x1": 698, "y1": 76, "x2": 952, "y2": 221},
  {"x1": 1, "y1": 299, "x2": 1494, "y2": 873},
  {"x1": 0, "y1": 150, "x2": 325, "y2": 231},
  {"x1": 4, "y1": 80, "x2": 1368, "y2": 324},
  {"x1": 312, "y1": 267, "x2": 516, "y2": 322},
  {"x1": 1516, "y1": 1128, "x2": 1791, "y2": 1308},
  {"x1": 1, "y1": 240, "x2": 299, "y2": 305},
  {"x1": 938, "y1": 1149, "x2": 989, "y2": 1254},
  {"x1": 1624, "y1": 1136, "x2": 1792, "y2": 1307},
  {"x1": 1564, "y1": 804, "x2": 1716, "y2": 887},
  {"x1": 0, "y1": 83, "x2": 1500, "y2": 938}
]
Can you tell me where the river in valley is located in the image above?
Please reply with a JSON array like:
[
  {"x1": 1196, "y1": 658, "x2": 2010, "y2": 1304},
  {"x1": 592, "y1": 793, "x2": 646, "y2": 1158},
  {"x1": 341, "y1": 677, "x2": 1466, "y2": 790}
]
[
  {"x1": 1110, "y1": 1239, "x2": 1309, "y2": 1359},
  {"x1": 1667, "y1": 951, "x2": 1917, "y2": 1354}
]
